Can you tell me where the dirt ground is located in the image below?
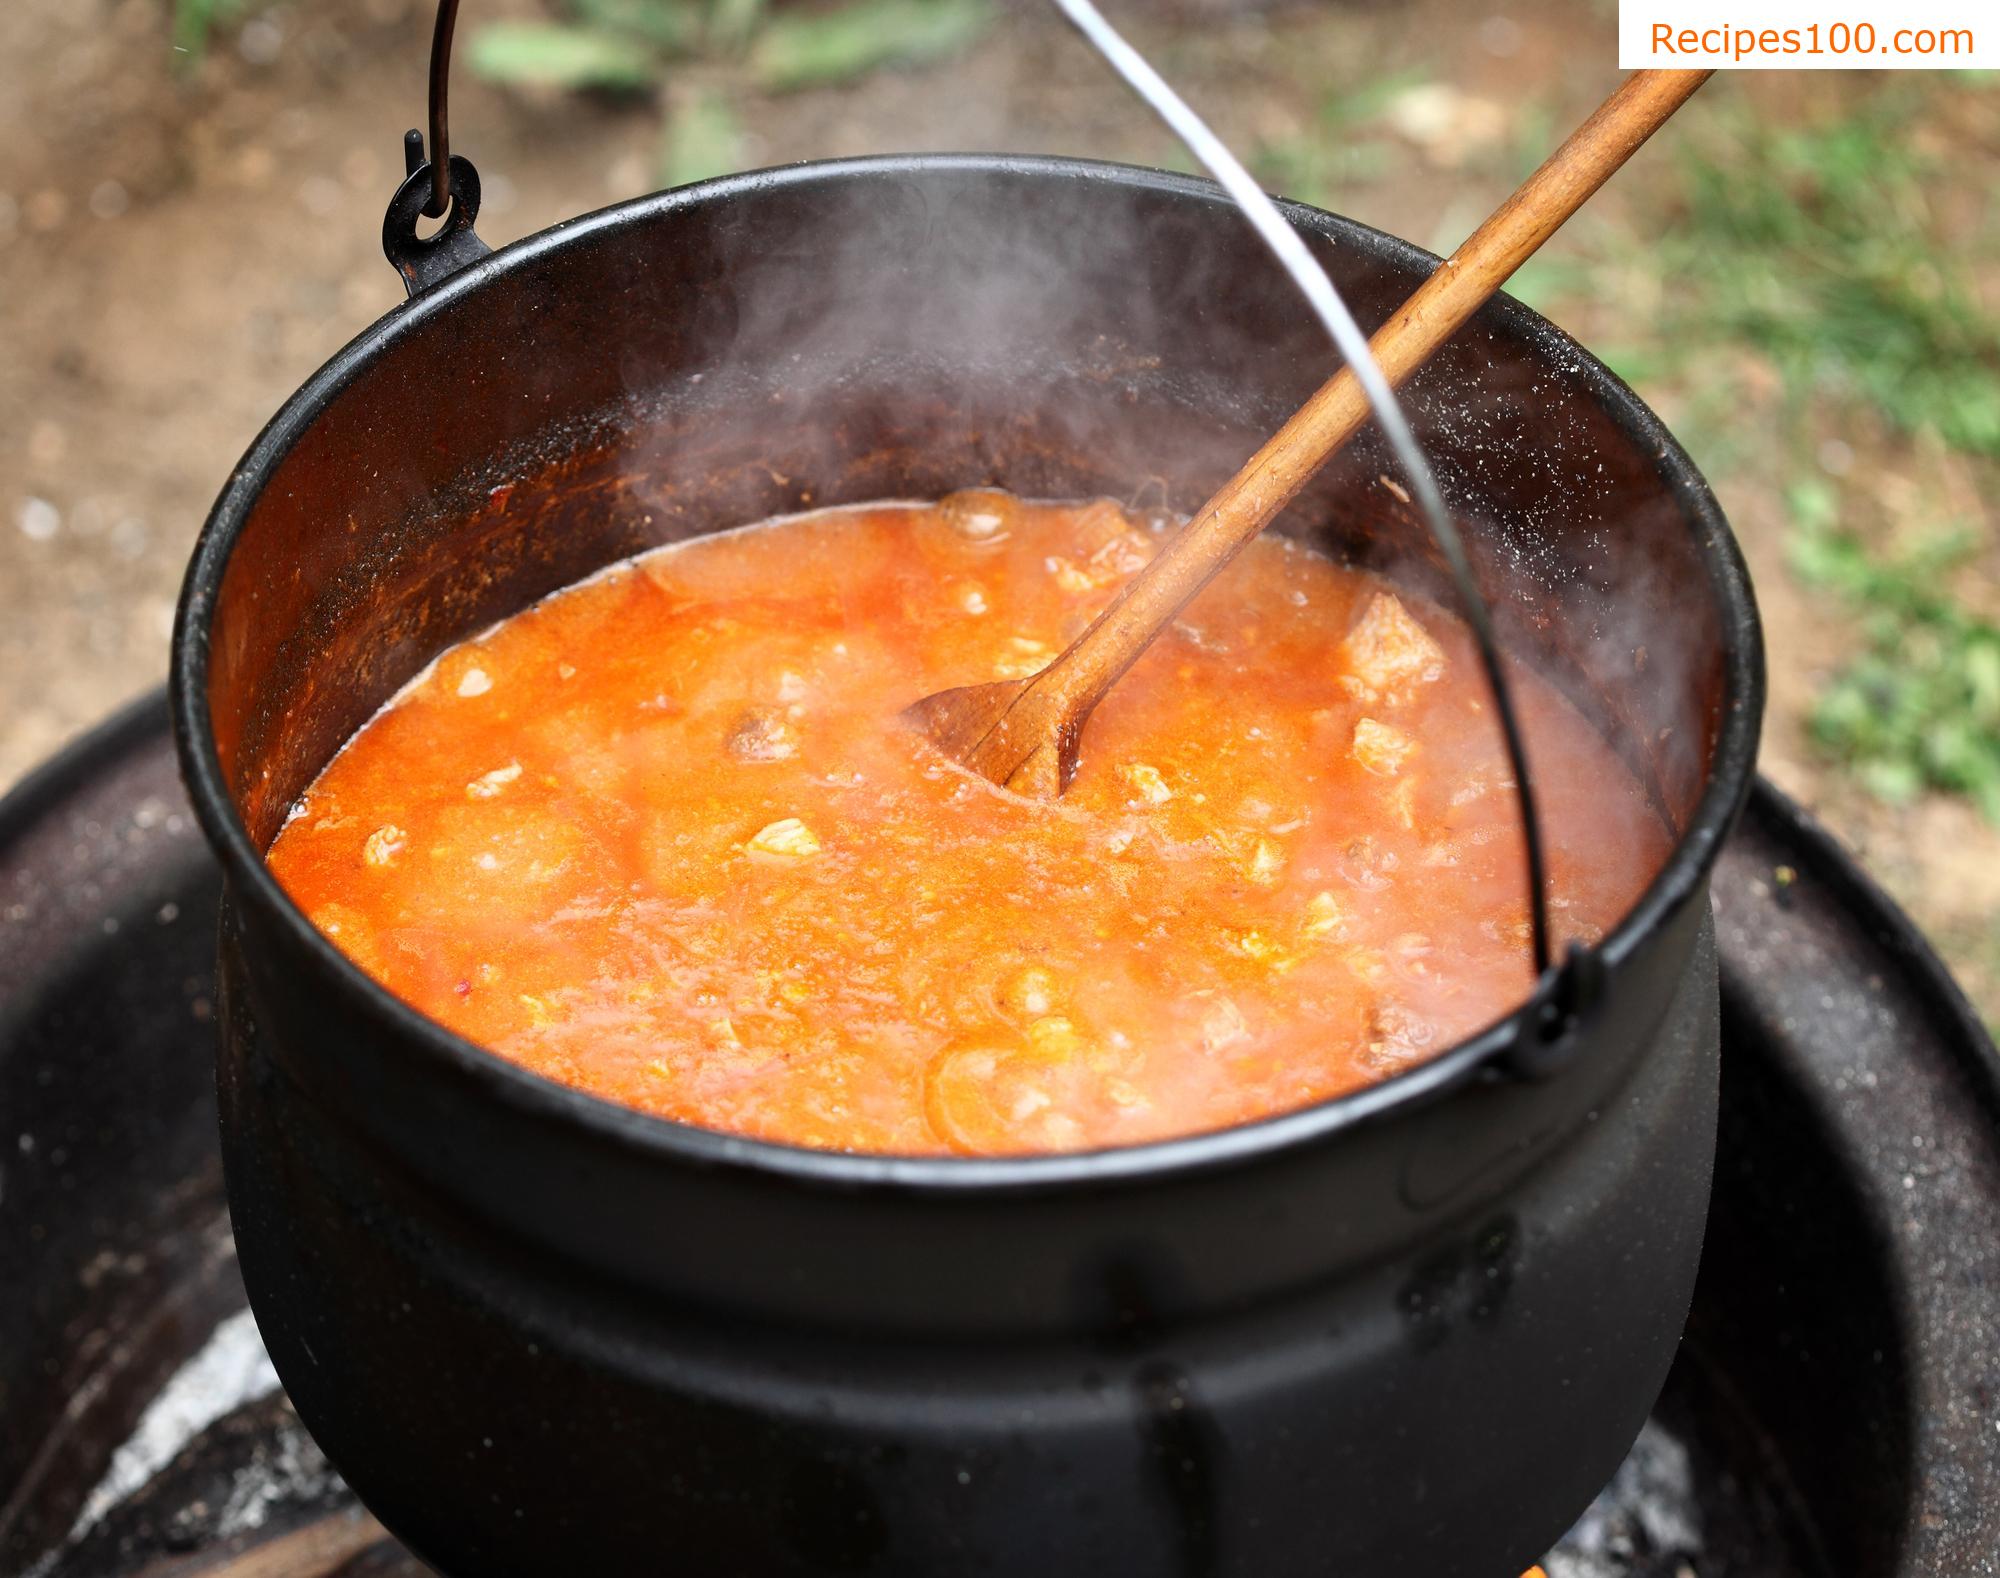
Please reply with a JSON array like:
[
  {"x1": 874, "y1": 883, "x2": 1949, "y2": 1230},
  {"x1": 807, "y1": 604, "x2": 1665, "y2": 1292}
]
[{"x1": 3, "y1": 0, "x2": 1996, "y2": 1019}]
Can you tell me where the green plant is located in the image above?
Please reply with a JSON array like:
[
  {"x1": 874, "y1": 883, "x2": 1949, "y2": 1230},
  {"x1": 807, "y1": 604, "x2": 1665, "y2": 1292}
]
[
  {"x1": 468, "y1": 0, "x2": 994, "y2": 184},
  {"x1": 657, "y1": 88, "x2": 748, "y2": 187},
  {"x1": 467, "y1": 19, "x2": 663, "y2": 89},
  {"x1": 170, "y1": 0, "x2": 256, "y2": 59},
  {"x1": 747, "y1": 0, "x2": 991, "y2": 90},
  {"x1": 1787, "y1": 479, "x2": 2000, "y2": 819}
]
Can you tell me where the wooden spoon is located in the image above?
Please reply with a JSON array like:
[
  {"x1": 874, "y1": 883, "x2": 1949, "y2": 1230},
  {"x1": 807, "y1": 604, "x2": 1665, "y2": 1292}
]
[{"x1": 905, "y1": 68, "x2": 1711, "y2": 798}]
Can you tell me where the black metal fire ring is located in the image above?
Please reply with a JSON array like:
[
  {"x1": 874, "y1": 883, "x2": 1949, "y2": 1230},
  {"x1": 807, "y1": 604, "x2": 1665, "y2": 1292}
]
[{"x1": 2, "y1": 689, "x2": 1996, "y2": 1576}]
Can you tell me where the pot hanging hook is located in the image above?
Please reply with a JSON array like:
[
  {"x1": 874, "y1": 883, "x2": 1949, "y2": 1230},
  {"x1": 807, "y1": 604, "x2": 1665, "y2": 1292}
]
[{"x1": 381, "y1": 0, "x2": 487, "y2": 295}]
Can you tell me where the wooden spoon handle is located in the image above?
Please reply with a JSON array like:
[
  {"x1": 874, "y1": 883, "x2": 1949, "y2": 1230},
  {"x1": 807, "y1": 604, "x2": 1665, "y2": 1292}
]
[{"x1": 1029, "y1": 68, "x2": 1710, "y2": 727}]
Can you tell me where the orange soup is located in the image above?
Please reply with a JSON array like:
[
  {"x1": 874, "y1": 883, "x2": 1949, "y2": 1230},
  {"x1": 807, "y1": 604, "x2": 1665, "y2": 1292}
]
[{"x1": 267, "y1": 493, "x2": 1668, "y2": 1154}]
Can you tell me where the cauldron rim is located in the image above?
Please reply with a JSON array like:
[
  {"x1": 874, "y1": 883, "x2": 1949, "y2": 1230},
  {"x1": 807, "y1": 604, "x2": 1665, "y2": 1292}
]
[{"x1": 171, "y1": 152, "x2": 1765, "y2": 1193}]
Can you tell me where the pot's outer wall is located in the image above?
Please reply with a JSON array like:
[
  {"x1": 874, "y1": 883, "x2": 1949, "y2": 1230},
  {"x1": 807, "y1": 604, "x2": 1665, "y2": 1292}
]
[
  {"x1": 178, "y1": 158, "x2": 1763, "y2": 1576},
  {"x1": 220, "y1": 906, "x2": 1718, "y2": 1577}
]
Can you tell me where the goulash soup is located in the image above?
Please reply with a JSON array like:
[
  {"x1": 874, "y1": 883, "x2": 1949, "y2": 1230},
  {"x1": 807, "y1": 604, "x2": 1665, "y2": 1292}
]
[{"x1": 267, "y1": 492, "x2": 1666, "y2": 1155}]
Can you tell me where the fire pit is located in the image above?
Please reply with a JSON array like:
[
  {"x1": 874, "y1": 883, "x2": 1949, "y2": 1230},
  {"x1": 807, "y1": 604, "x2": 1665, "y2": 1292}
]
[{"x1": 3, "y1": 693, "x2": 1995, "y2": 1575}]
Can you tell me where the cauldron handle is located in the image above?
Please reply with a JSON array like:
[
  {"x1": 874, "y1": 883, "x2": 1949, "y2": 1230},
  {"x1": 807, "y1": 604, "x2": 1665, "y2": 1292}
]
[
  {"x1": 380, "y1": 0, "x2": 488, "y2": 298},
  {"x1": 1056, "y1": 0, "x2": 1641, "y2": 1072}
]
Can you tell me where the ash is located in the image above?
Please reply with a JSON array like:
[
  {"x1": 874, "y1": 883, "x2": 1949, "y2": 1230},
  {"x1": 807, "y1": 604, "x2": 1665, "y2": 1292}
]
[
  {"x1": 203, "y1": 1406, "x2": 346, "y2": 1541},
  {"x1": 66, "y1": 1306, "x2": 279, "y2": 1541},
  {"x1": 1546, "y1": 1420, "x2": 1704, "y2": 1578},
  {"x1": 33, "y1": 1312, "x2": 345, "y2": 1578},
  {"x1": 49, "y1": 1309, "x2": 1711, "y2": 1576}
]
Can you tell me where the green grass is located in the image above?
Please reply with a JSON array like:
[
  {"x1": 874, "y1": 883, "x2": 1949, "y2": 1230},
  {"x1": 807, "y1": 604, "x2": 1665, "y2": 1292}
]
[
  {"x1": 1788, "y1": 480, "x2": 2000, "y2": 818},
  {"x1": 1252, "y1": 71, "x2": 1427, "y2": 210},
  {"x1": 1258, "y1": 68, "x2": 2000, "y2": 820},
  {"x1": 1558, "y1": 79, "x2": 2000, "y2": 820},
  {"x1": 1664, "y1": 87, "x2": 2000, "y2": 459},
  {"x1": 1255, "y1": 68, "x2": 2000, "y2": 820},
  {"x1": 1674, "y1": 87, "x2": 2000, "y2": 819},
  {"x1": 1551, "y1": 79, "x2": 2000, "y2": 471},
  {"x1": 747, "y1": 0, "x2": 991, "y2": 91}
]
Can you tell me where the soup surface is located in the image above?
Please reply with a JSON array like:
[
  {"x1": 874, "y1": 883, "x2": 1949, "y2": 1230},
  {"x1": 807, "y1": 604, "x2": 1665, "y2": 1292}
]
[{"x1": 268, "y1": 493, "x2": 1668, "y2": 1155}]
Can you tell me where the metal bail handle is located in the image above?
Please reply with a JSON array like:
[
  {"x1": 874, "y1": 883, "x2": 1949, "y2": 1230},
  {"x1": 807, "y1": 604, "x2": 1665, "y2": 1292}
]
[
  {"x1": 1054, "y1": 0, "x2": 1585, "y2": 1062},
  {"x1": 381, "y1": 0, "x2": 486, "y2": 295}
]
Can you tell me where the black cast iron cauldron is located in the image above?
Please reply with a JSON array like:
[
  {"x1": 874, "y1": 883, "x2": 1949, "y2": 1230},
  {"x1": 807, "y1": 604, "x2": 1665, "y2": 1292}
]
[{"x1": 171, "y1": 154, "x2": 1763, "y2": 1577}]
